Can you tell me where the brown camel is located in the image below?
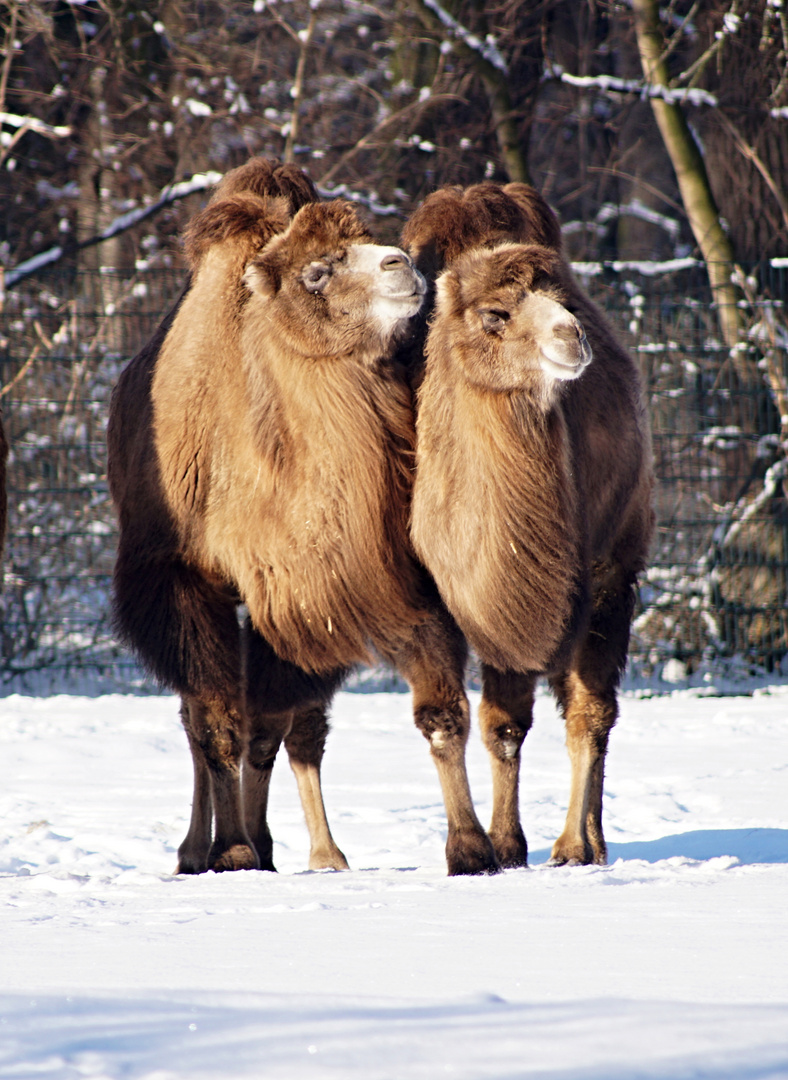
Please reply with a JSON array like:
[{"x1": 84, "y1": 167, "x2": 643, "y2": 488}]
[
  {"x1": 108, "y1": 159, "x2": 498, "y2": 877},
  {"x1": 405, "y1": 183, "x2": 654, "y2": 867}
]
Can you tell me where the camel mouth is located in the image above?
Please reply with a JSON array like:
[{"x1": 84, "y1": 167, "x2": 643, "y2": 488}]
[
  {"x1": 385, "y1": 289, "x2": 425, "y2": 302},
  {"x1": 538, "y1": 350, "x2": 591, "y2": 381}
]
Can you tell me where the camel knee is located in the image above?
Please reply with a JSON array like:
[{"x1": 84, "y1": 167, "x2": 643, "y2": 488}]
[
  {"x1": 283, "y1": 707, "x2": 330, "y2": 767},
  {"x1": 246, "y1": 733, "x2": 282, "y2": 772},
  {"x1": 184, "y1": 707, "x2": 244, "y2": 774},
  {"x1": 479, "y1": 667, "x2": 535, "y2": 761},
  {"x1": 414, "y1": 700, "x2": 469, "y2": 753},
  {"x1": 481, "y1": 717, "x2": 530, "y2": 761}
]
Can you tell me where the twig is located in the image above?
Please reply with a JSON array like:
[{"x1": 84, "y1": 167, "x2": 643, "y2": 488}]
[
  {"x1": 317, "y1": 94, "x2": 462, "y2": 186},
  {"x1": 716, "y1": 111, "x2": 788, "y2": 234},
  {"x1": 675, "y1": 0, "x2": 740, "y2": 88},
  {"x1": 0, "y1": 1, "x2": 19, "y2": 116},
  {"x1": 1, "y1": 346, "x2": 39, "y2": 399},
  {"x1": 283, "y1": 6, "x2": 318, "y2": 164}
]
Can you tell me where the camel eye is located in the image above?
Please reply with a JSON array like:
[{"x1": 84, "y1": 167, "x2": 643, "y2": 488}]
[
  {"x1": 480, "y1": 308, "x2": 509, "y2": 333},
  {"x1": 302, "y1": 262, "x2": 332, "y2": 293}
]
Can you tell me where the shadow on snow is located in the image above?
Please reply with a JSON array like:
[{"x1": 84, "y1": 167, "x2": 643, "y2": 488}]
[{"x1": 530, "y1": 828, "x2": 788, "y2": 866}]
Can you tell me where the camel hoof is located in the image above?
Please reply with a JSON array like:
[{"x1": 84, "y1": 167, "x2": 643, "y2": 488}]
[
  {"x1": 548, "y1": 836, "x2": 596, "y2": 866},
  {"x1": 175, "y1": 848, "x2": 209, "y2": 875},
  {"x1": 309, "y1": 848, "x2": 350, "y2": 871},
  {"x1": 446, "y1": 828, "x2": 501, "y2": 876},
  {"x1": 209, "y1": 843, "x2": 260, "y2": 872},
  {"x1": 489, "y1": 829, "x2": 528, "y2": 869}
]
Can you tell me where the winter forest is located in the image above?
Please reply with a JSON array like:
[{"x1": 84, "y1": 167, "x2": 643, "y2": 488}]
[{"x1": 2, "y1": 0, "x2": 788, "y2": 688}]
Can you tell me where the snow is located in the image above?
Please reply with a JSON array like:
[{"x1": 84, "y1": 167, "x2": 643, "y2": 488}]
[
  {"x1": 1, "y1": 687, "x2": 787, "y2": 1078},
  {"x1": 555, "y1": 70, "x2": 718, "y2": 107}
]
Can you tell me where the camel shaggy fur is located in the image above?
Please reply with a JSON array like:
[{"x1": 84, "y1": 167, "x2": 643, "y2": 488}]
[
  {"x1": 405, "y1": 183, "x2": 654, "y2": 867},
  {"x1": 108, "y1": 159, "x2": 497, "y2": 877}
]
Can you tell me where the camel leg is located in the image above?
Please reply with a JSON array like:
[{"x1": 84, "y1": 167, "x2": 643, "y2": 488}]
[
  {"x1": 285, "y1": 706, "x2": 349, "y2": 871},
  {"x1": 547, "y1": 668, "x2": 615, "y2": 865},
  {"x1": 393, "y1": 615, "x2": 500, "y2": 876},
  {"x1": 243, "y1": 705, "x2": 348, "y2": 872},
  {"x1": 176, "y1": 698, "x2": 213, "y2": 874},
  {"x1": 548, "y1": 563, "x2": 637, "y2": 865},
  {"x1": 178, "y1": 695, "x2": 259, "y2": 873},
  {"x1": 242, "y1": 713, "x2": 291, "y2": 872},
  {"x1": 478, "y1": 666, "x2": 536, "y2": 868}
]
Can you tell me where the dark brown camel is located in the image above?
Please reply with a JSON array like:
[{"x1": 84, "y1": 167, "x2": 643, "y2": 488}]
[{"x1": 405, "y1": 183, "x2": 654, "y2": 867}]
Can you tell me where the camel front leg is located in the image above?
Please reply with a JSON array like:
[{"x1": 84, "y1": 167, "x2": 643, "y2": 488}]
[
  {"x1": 478, "y1": 666, "x2": 536, "y2": 868},
  {"x1": 285, "y1": 706, "x2": 349, "y2": 871},
  {"x1": 548, "y1": 669, "x2": 617, "y2": 865},
  {"x1": 180, "y1": 696, "x2": 260, "y2": 873},
  {"x1": 548, "y1": 561, "x2": 637, "y2": 864},
  {"x1": 393, "y1": 615, "x2": 500, "y2": 876}
]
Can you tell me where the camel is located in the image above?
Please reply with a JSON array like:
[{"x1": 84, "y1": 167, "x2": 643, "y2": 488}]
[
  {"x1": 405, "y1": 183, "x2": 654, "y2": 867},
  {"x1": 108, "y1": 159, "x2": 498, "y2": 877}
]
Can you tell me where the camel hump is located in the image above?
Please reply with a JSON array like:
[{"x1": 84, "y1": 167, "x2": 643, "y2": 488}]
[
  {"x1": 501, "y1": 184, "x2": 563, "y2": 250},
  {"x1": 402, "y1": 182, "x2": 562, "y2": 277},
  {"x1": 210, "y1": 157, "x2": 319, "y2": 211},
  {"x1": 183, "y1": 192, "x2": 291, "y2": 267}
]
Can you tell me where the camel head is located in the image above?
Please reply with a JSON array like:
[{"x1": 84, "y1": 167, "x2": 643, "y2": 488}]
[
  {"x1": 433, "y1": 243, "x2": 592, "y2": 396},
  {"x1": 243, "y1": 200, "x2": 426, "y2": 362}
]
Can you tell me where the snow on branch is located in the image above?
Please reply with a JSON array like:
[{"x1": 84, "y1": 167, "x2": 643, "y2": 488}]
[
  {"x1": 0, "y1": 112, "x2": 72, "y2": 139},
  {"x1": 571, "y1": 257, "x2": 702, "y2": 277},
  {"x1": 317, "y1": 183, "x2": 399, "y2": 217},
  {"x1": 4, "y1": 171, "x2": 222, "y2": 288},
  {"x1": 419, "y1": 0, "x2": 507, "y2": 74},
  {"x1": 555, "y1": 70, "x2": 717, "y2": 108}
]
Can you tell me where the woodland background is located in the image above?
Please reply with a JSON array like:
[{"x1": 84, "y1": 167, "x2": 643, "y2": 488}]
[{"x1": 1, "y1": 0, "x2": 788, "y2": 689}]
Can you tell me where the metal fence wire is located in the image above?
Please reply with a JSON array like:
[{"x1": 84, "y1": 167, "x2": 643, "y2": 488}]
[{"x1": 1, "y1": 260, "x2": 787, "y2": 691}]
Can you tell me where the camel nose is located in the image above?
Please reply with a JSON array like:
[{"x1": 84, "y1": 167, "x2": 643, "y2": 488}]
[{"x1": 380, "y1": 252, "x2": 412, "y2": 272}]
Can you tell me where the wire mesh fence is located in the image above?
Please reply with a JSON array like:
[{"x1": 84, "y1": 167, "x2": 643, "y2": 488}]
[{"x1": 1, "y1": 259, "x2": 787, "y2": 691}]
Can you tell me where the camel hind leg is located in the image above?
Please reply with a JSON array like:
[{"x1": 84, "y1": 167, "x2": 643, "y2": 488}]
[
  {"x1": 548, "y1": 562, "x2": 637, "y2": 866},
  {"x1": 241, "y1": 624, "x2": 348, "y2": 872},
  {"x1": 285, "y1": 706, "x2": 349, "y2": 871},
  {"x1": 242, "y1": 707, "x2": 348, "y2": 872},
  {"x1": 176, "y1": 699, "x2": 213, "y2": 873},
  {"x1": 177, "y1": 696, "x2": 259, "y2": 874}
]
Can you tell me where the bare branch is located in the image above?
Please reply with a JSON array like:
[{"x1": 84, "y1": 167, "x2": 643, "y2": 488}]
[
  {"x1": 316, "y1": 93, "x2": 463, "y2": 186},
  {"x1": 716, "y1": 111, "x2": 788, "y2": 235},
  {"x1": 4, "y1": 171, "x2": 222, "y2": 288},
  {"x1": 0, "y1": 0, "x2": 20, "y2": 116},
  {"x1": 283, "y1": 6, "x2": 318, "y2": 164},
  {"x1": 409, "y1": 0, "x2": 530, "y2": 183},
  {"x1": 674, "y1": 0, "x2": 741, "y2": 88}
]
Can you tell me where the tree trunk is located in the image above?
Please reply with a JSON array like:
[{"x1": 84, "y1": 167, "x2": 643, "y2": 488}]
[
  {"x1": 411, "y1": 0, "x2": 531, "y2": 184},
  {"x1": 631, "y1": 0, "x2": 751, "y2": 371}
]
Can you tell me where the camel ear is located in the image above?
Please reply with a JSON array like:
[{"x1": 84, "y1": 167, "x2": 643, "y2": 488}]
[{"x1": 244, "y1": 252, "x2": 281, "y2": 299}]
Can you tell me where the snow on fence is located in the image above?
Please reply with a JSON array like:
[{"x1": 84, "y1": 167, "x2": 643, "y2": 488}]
[{"x1": 1, "y1": 261, "x2": 787, "y2": 691}]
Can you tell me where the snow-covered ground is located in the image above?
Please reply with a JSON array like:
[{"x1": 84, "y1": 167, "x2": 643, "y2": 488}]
[{"x1": 1, "y1": 686, "x2": 786, "y2": 1079}]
